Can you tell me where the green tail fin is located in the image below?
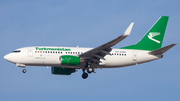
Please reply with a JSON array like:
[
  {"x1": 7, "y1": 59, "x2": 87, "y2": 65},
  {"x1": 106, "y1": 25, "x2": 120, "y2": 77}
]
[{"x1": 121, "y1": 16, "x2": 169, "y2": 51}]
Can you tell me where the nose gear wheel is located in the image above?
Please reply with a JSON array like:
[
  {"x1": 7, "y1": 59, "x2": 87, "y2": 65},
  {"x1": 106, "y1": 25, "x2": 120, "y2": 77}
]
[{"x1": 22, "y1": 69, "x2": 27, "y2": 73}]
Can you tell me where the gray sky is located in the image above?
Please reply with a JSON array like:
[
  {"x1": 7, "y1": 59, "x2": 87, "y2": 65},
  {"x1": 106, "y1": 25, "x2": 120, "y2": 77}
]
[{"x1": 1, "y1": 0, "x2": 180, "y2": 101}]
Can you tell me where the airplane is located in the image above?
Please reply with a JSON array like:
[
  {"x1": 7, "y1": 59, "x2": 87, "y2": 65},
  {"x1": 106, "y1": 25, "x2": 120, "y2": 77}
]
[{"x1": 4, "y1": 16, "x2": 177, "y2": 79}]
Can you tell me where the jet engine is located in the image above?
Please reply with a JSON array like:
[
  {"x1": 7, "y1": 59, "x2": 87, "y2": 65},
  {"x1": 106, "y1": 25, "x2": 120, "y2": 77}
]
[{"x1": 60, "y1": 55, "x2": 83, "y2": 65}]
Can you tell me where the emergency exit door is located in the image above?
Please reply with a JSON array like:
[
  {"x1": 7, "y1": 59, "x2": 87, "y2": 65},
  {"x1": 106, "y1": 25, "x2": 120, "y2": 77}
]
[
  {"x1": 28, "y1": 48, "x2": 33, "y2": 57},
  {"x1": 132, "y1": 51, "x2": 137, "y2": 61}
]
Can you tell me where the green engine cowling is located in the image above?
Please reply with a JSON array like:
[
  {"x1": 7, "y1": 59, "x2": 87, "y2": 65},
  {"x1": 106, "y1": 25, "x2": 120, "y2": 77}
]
[
  {"x1": 60, "y1": 55, "x2": 80, "y2": 65},
  {"x1": 51, "y1": 67, "x2": 75, "y2": 75}
]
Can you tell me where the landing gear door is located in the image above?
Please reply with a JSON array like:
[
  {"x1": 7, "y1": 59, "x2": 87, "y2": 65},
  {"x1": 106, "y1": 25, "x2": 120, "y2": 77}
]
[
  {"x1": 28, "y1": 48, "x2": 33, "y2": 57},
  {"x1": 132, "y1": 51, "x2": 137, "y2": 61}
]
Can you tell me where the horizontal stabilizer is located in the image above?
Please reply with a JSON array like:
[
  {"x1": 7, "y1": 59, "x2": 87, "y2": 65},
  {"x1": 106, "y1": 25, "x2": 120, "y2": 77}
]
[{"x1": 149, "y1": 43, "x2": 177, "y2": 55}]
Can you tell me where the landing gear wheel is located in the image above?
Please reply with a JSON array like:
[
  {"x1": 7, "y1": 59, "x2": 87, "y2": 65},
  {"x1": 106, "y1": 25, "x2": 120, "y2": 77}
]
[
  {"x1": 82, "y1": 73, "x2": 88, "y2": 79},
  {"x1": 22, "y1": 69, "x2": 27, "y2": 73},
  {"x1": 87, "y1": 68, "x2": 93, "y2": 74}
]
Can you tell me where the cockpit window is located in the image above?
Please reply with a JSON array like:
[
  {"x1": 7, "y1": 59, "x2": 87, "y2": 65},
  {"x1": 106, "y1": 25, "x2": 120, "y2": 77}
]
[{"x1": 12, "y1": 50, "x2": 21, "y2": 53}]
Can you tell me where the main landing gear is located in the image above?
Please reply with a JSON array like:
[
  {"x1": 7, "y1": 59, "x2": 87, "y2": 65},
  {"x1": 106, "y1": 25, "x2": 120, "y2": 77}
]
[
  {"x1": 82, "y1": 68, "x2": 95, "y2": 79},
  {"x1": 82, "y1": 62, "x2": 95, "y2": 79},
  {"x1": 87, "y1": 67, "x2": 94, "y2": 73},
  {"x1": 82, "y1": 72, "x2": 88, "y2": 79}
]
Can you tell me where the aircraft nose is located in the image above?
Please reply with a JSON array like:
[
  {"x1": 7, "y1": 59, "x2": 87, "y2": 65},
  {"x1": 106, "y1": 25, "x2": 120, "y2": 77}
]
[
  {"x1": 4, "y1": 54, "x2": 12, "y2": 62},
  {"x1": 4, "y1": 54, "x2": 8, "y2": 60}
]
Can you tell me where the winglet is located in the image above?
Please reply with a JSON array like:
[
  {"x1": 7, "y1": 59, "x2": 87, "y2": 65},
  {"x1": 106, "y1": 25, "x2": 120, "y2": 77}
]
[
  {"x1": 123, "y1": 22, "x2": 134, "y2": 36},
  {"x1": 149, "y1": 43, "x2": 177, "y2": 55}
]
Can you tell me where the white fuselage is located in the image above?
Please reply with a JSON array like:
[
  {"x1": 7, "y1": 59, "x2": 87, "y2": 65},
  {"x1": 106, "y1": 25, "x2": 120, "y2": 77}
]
[{"x1": 4, "y1": 46, "x2": 161, "y2": 69}]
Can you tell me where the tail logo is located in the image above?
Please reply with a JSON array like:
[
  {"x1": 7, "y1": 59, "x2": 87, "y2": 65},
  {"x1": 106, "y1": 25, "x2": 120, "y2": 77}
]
[{"x1": 148, "y1": 32, "x2": 161, "y2": 43}]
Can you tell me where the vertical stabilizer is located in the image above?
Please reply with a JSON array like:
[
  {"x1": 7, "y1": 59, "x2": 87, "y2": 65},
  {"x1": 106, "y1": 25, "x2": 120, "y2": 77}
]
[{"x1": 121, "y1": 16, "x2": 169, "y2": 51}]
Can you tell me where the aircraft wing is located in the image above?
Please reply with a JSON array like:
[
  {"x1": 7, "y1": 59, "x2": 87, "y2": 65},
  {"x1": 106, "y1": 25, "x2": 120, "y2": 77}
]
[{"x1": 79, "y1": 22, "x2": 134, "y2": 63}]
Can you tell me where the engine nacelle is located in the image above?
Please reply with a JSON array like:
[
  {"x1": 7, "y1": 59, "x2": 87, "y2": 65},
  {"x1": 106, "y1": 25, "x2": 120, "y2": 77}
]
[
  {"x1": 51, "y1": 67, "x2": 75, "y2": 75},
  {"x1": 60, "y1": 55, "x2": 80, "y2": 65}
]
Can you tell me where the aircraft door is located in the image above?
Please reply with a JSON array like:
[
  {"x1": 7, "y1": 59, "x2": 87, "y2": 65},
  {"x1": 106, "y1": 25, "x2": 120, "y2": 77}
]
[
  {"x1": 28, "y1": 48, "x2": 33, "y2": 57},
  {"x1": 132, "y1": 51, "x2": 137, "y2": 61}
]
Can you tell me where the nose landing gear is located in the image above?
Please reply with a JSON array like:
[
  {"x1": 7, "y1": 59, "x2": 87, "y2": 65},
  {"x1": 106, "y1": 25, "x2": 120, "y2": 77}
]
[
  {"x1": 22, "y1": 69, "x2": 27, "y2": 73},
  {"x1": 15, "y1": 63, "x2": 27, "y2": 73}
]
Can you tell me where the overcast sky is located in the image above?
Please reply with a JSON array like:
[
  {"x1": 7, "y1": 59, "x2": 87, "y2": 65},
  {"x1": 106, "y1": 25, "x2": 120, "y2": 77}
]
[{"x1": 1, "y1": 0, "x2": 180, "y2": 101}]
